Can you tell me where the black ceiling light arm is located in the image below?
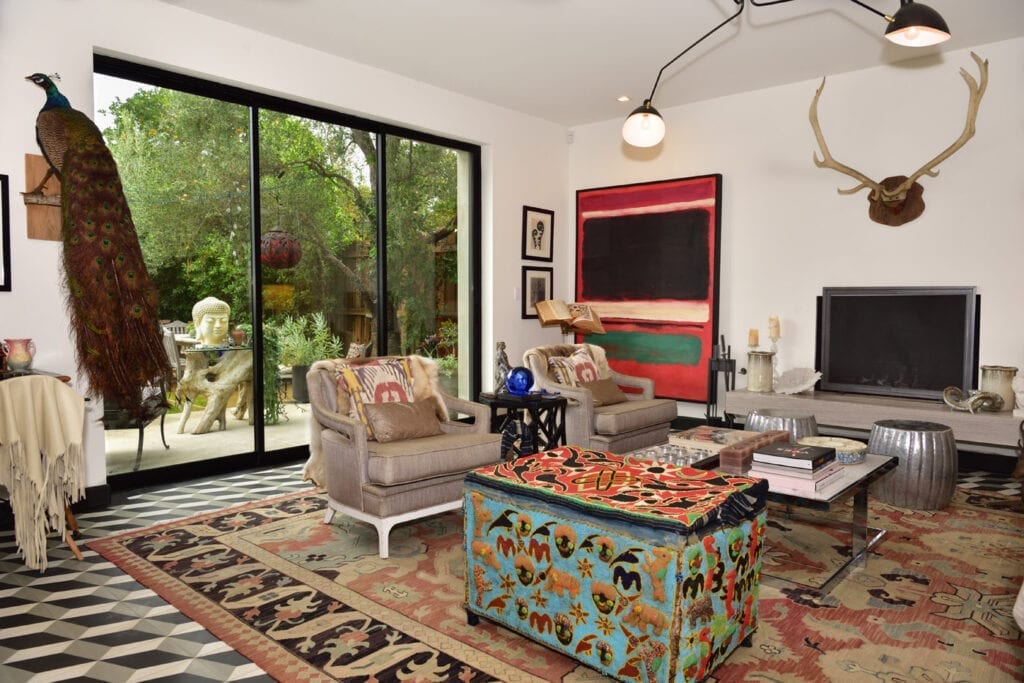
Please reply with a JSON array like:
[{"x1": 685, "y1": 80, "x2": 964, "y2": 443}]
[
  {"x1": 623, "y1": 0, "x2": 950, "y2": 146},
  {"x1": 643, "y1": 0, "x2": 746, "y2": 104}
]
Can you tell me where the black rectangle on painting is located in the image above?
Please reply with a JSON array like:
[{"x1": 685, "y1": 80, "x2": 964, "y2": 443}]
[{"x1": 579, "y1": 209, "x2": 709, "y2": 301}]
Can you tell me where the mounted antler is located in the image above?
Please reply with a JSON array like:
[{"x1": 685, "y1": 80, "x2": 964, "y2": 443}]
[{"x1": 809, "y1": 52, "x2": 988, "y2": 226}]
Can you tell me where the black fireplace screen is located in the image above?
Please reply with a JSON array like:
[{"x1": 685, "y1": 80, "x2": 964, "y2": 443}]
[{"x1": 817, "y1": 286, "x2": 979, "y2": 401}]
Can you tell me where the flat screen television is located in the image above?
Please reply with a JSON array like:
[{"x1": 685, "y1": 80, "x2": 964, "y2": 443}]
[{"x1": 817, "y1": 286, "x2": 979, "y2": 401}]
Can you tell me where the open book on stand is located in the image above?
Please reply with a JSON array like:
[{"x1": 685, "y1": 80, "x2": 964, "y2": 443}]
[{"x1": 535, "y1": 299, "x2": 605, "y2": 334}]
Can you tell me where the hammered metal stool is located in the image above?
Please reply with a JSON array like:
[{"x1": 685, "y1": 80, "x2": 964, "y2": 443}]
[
  {"x1": 868, "y1": 420, "x2": 957, "y2": 510},
  {"x1": 743, "y1": 408, "x2": 820, "y2": 441}
]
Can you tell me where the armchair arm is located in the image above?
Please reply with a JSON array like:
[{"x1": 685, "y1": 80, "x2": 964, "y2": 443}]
[
  {"x1": 438, "y1": 392, "x2": 491, "y2": 434},
  {"x1": 524, "y1": 348, "x2": 596, "y2": 447},
  {"x1": 610, "y1": 370, "x2": 654, "y2": 399},
  {"x1": 309, "y1": 400, "x2": 371, "y2": 506}
]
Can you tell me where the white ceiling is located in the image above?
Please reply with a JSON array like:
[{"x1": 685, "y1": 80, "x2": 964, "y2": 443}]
[{"x1": 158, "y1": 0, "x2": 1024, "y2": 126}]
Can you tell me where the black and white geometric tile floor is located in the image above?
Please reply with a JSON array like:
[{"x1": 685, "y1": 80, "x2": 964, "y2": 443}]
[
  {"x1": 0, "y1": 462, "x2": 311, "y2": 682},
  {"x1": 0, "y1": 463, "x2": 1018, "y2": 681}
]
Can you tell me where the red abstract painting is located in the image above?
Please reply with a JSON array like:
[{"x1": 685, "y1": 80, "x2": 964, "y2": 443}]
[{"x1": 575, "y1": 174, "x2": 722, "y2": 402}]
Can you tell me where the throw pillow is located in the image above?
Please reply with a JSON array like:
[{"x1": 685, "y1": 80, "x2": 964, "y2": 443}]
[
  {"x1": 547, "y1": 356, "x2": 575, "y2": 386},
  {"x1": 569, "y1": 348, "x2": 600, "y2": 384},
  {"x1": 582, "y1": 378, "x2": 628, "y2": 406},
  {"x1": 362, "y1": 400, "x2": 443, "y2": 443},
  {"x1": 337, "y1": 358, "x2": 415, "y2": 439},
  {"x1": 547, "y1": 348, "x2": 601, "y2": 387}
]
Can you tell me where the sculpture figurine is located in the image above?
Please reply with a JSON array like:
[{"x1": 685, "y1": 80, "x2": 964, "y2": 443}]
[
  {"x1": 192, "y1": 297, "x2": 231, "y2": 347},
  {"x1": 494, "y1": 341, "x2": 512, "y2": 393}
]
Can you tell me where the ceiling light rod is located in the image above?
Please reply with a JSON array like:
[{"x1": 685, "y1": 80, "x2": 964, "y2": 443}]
[
  {"x1": 642, "y1": 0, "x2": 746, "y2": 111},
  {"x1": 622, "y1": 0, "x2": 950, "y2": 147},
  {"x1": 622, "y1": 0, "x2": 746, "y2": 147}
]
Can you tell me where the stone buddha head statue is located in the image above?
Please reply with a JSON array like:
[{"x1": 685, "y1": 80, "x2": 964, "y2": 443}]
[{"x1": 192, "y1": 296, "x2": 231, "y2": 347}]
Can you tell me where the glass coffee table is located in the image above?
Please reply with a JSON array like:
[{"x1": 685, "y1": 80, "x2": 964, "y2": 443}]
[{"x1": 625, "y1": 445, "x2": 898, "y2": 593}]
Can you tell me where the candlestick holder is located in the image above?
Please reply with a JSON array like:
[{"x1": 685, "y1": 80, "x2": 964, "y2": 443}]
[{"x1": 769, "y1": 334, "x2": 780, "y2": 382}]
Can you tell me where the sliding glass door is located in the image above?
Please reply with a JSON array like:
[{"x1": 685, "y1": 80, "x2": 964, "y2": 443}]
[
  {"x1": 95, "y1": 72, "x2": 256, "y2": 477},
  {"x1": 94, "y1": 57, "x2": 481, "y2": 483}
]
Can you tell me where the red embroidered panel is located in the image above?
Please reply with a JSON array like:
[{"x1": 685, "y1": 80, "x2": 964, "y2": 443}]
[{"x1": 467, "y1": 445, "x2": 766, "y2": 534}]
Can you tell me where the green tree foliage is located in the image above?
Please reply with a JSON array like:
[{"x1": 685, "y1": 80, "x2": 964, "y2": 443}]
[{"x1": 103, "y1": 85, "x2": 460, "y2": 359}]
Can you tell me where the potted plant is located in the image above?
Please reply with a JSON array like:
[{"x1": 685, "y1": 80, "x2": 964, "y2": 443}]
[{"x1": 277, "y1": 312, "x2": 343, "y2": 402}]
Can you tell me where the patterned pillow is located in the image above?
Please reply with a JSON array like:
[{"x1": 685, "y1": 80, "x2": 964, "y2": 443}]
[
  {"x1": 337, "y1": 358, "x2": 415, "y2": 439},
  {"x1": 547, "y1": 348, "x2": 600, "y2": 387}
]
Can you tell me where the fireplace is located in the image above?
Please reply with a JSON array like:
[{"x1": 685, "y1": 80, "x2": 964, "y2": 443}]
[{"x1": 816, "y1": 286, "x2": 979, "y2": 401}]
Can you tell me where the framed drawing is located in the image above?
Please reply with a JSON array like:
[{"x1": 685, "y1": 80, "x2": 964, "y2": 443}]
[
  {"x1": 521, "y1": 205, "x2": 554, "y2": 261},
  {"x1": 521, "y1": 266, "x2": 553, "y2": 319},
  {"x1": 0, "y1": 174, "x2": 9, "y2": 292},
  {"x1": 575, "y1": 174, "x2": 722, "y2": 402}
]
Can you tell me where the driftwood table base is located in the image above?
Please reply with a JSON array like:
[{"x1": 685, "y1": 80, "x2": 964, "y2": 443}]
[{"x1": 177, "y1": 348, "x2": 254, "y2": 435}]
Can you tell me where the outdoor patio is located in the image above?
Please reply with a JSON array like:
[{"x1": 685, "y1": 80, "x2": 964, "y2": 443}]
[{"x1": 103, "y1": 402, "x2": 313, "y2": 477}]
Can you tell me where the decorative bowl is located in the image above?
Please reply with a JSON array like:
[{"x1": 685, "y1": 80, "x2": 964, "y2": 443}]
[{"x1": 797, "y1": 435, "x2": 867, "y2": 465}]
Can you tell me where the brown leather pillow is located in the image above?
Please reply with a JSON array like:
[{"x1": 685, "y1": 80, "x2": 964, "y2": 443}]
[
  {"x1": 582, "y1": 378, "x2": 628, "y2": 406},
  {"x1": 362, "y1": 399, "x2": 444, "y2": 443}
]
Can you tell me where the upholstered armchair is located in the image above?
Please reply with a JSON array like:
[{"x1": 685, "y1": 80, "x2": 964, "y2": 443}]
[
  {"x1": 523, "y1": 343, "x2": 677, "y2": 453},
  {"x1": 306, "y1": 355, "x2": 502, "y2": 558}
]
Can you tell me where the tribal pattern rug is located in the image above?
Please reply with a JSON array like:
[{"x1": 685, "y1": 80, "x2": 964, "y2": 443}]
[{"x1": 88, "y1": 488, "x2": 1024, "y2": 682}]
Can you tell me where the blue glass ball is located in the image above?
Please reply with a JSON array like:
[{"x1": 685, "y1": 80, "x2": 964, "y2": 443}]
[{"x1": 505, "y1": 367, "x2": 534, "y2": 395}]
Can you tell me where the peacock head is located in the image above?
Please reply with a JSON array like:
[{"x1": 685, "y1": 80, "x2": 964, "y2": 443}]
[{"x1": 26, "y1": 72, "x2": 60, "y2": 89}]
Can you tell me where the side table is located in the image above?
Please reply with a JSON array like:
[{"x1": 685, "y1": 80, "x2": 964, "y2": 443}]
[{"x1": 478, "y1": 391, "x2": 567, "y2": 459}]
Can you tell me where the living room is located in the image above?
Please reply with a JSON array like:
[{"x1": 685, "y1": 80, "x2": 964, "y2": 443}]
[
  {"x1": 1, "y1": 1, "x2": 1023, "y2": 679},
  {"x1": 3, "y1": 1, "x2": 1023, "y2": 499}
]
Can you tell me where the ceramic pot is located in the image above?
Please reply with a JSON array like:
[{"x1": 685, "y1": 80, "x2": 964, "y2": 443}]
[
  {"x1": 746, "y1": 351, "x2": 774, "y2": 392},
  {"x1": 980, "y1": 365, "x2": 1017, "y2": 412},
  {"x1": 3, "y1": 338, "x2": 36, "y2": 371}
]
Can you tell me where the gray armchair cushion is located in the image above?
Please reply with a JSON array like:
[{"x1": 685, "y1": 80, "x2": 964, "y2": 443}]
[
  {"x1": 366, "y1": 432, "x2": 504, "y2": 486},
  {"x1": 593, "y1": 398, "x2": 678, "y2": 436}
]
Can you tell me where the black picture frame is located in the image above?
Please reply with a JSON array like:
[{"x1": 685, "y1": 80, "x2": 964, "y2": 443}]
[
  {"x1": 521, "y1": 266, "x2": 553, "y2": 319},
  {"x1": 521, "y1": 205, "x2": 554, "y2": 262},
  {"x1": 0, "y1": 174, "x2": 9, "y2": 292}
]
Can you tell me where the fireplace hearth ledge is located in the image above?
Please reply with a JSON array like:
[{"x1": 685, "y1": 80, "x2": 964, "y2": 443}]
[{"x1": 725, "y1": 389, "x2": 1021, "y2": 453}]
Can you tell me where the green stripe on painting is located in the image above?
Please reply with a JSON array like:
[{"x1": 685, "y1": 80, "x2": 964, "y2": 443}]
[{"x1": 582, "y1": 330, "x2": 703, "y2": 366}]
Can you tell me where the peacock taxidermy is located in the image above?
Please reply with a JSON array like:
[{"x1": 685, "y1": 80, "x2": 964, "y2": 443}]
[{"x1": 26, "y1": 73, "x2": 171, "y2": 418}]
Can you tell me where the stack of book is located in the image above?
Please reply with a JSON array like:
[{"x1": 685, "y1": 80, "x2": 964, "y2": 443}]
[{"x1": 749, "y1": 442, "x2": 844, "y2": 493}]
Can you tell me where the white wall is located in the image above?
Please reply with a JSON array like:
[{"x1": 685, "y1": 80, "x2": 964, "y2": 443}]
[
  {"x1": 0, "y1": 0, "x2": 569, "y2": 488},
  {"x1": 569, "y1": 38, "x2": 1024, "y2": 419}
]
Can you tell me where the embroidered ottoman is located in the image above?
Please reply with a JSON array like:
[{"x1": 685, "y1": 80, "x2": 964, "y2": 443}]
[{"x1": 464, "y1": 445, "x2": 768, "y2": 682}]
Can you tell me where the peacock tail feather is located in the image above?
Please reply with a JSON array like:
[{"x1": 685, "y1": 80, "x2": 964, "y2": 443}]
[{"x1": 28, "y1": 73, "x2": 171, "y2": 418}]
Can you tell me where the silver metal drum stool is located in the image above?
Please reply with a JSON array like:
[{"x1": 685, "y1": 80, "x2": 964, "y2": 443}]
[
  {"x1": 868, "y1": 420, "x2": 957, "y2": 510},
  {"x1": 743, "y1": 408, "x2": 819, "y2": 441}
]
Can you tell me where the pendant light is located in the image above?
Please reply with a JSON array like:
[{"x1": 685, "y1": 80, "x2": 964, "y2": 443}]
[{"x1": 622, "y1": 0, "x2": 952, "y2": 147}]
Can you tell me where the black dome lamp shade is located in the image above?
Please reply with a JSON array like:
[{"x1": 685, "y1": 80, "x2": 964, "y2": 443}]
[{"x1": 884, "y1": 0, "x2": 950, "y2": 47}]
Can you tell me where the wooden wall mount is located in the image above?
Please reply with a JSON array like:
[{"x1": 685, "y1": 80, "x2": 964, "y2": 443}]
[{"x1": 24, "y1": 153, "x2": 61, "y2": 241}]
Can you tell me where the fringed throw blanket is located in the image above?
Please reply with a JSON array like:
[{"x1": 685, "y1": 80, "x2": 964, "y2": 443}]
[{"x1": 0, "y1": 375, "x2": 85, "y2": 571}]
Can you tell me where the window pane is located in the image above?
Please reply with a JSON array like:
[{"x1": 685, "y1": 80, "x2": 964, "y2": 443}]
[
  {"x1": 258, "y1": 111, "x2": 377, "y2": 445},
  {"x1": 385, "y1": 137, "x2": 471, "y2": 398},
  {"x1": 95, "y1": 73, "x2": 255, "y2": 475}
]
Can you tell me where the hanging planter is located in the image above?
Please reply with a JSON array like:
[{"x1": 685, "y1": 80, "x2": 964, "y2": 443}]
[
  {"x1": 262, "y1": 283, "x2": 295, "y2": 312},
  {"x1": 260, "y1": 227, "x2": 302, "y2": 269}
]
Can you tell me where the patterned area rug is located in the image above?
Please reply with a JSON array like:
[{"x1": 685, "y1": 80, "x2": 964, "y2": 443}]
[{"x1": 88, "y1": 488, "x2": 1024, "y2": 682}]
